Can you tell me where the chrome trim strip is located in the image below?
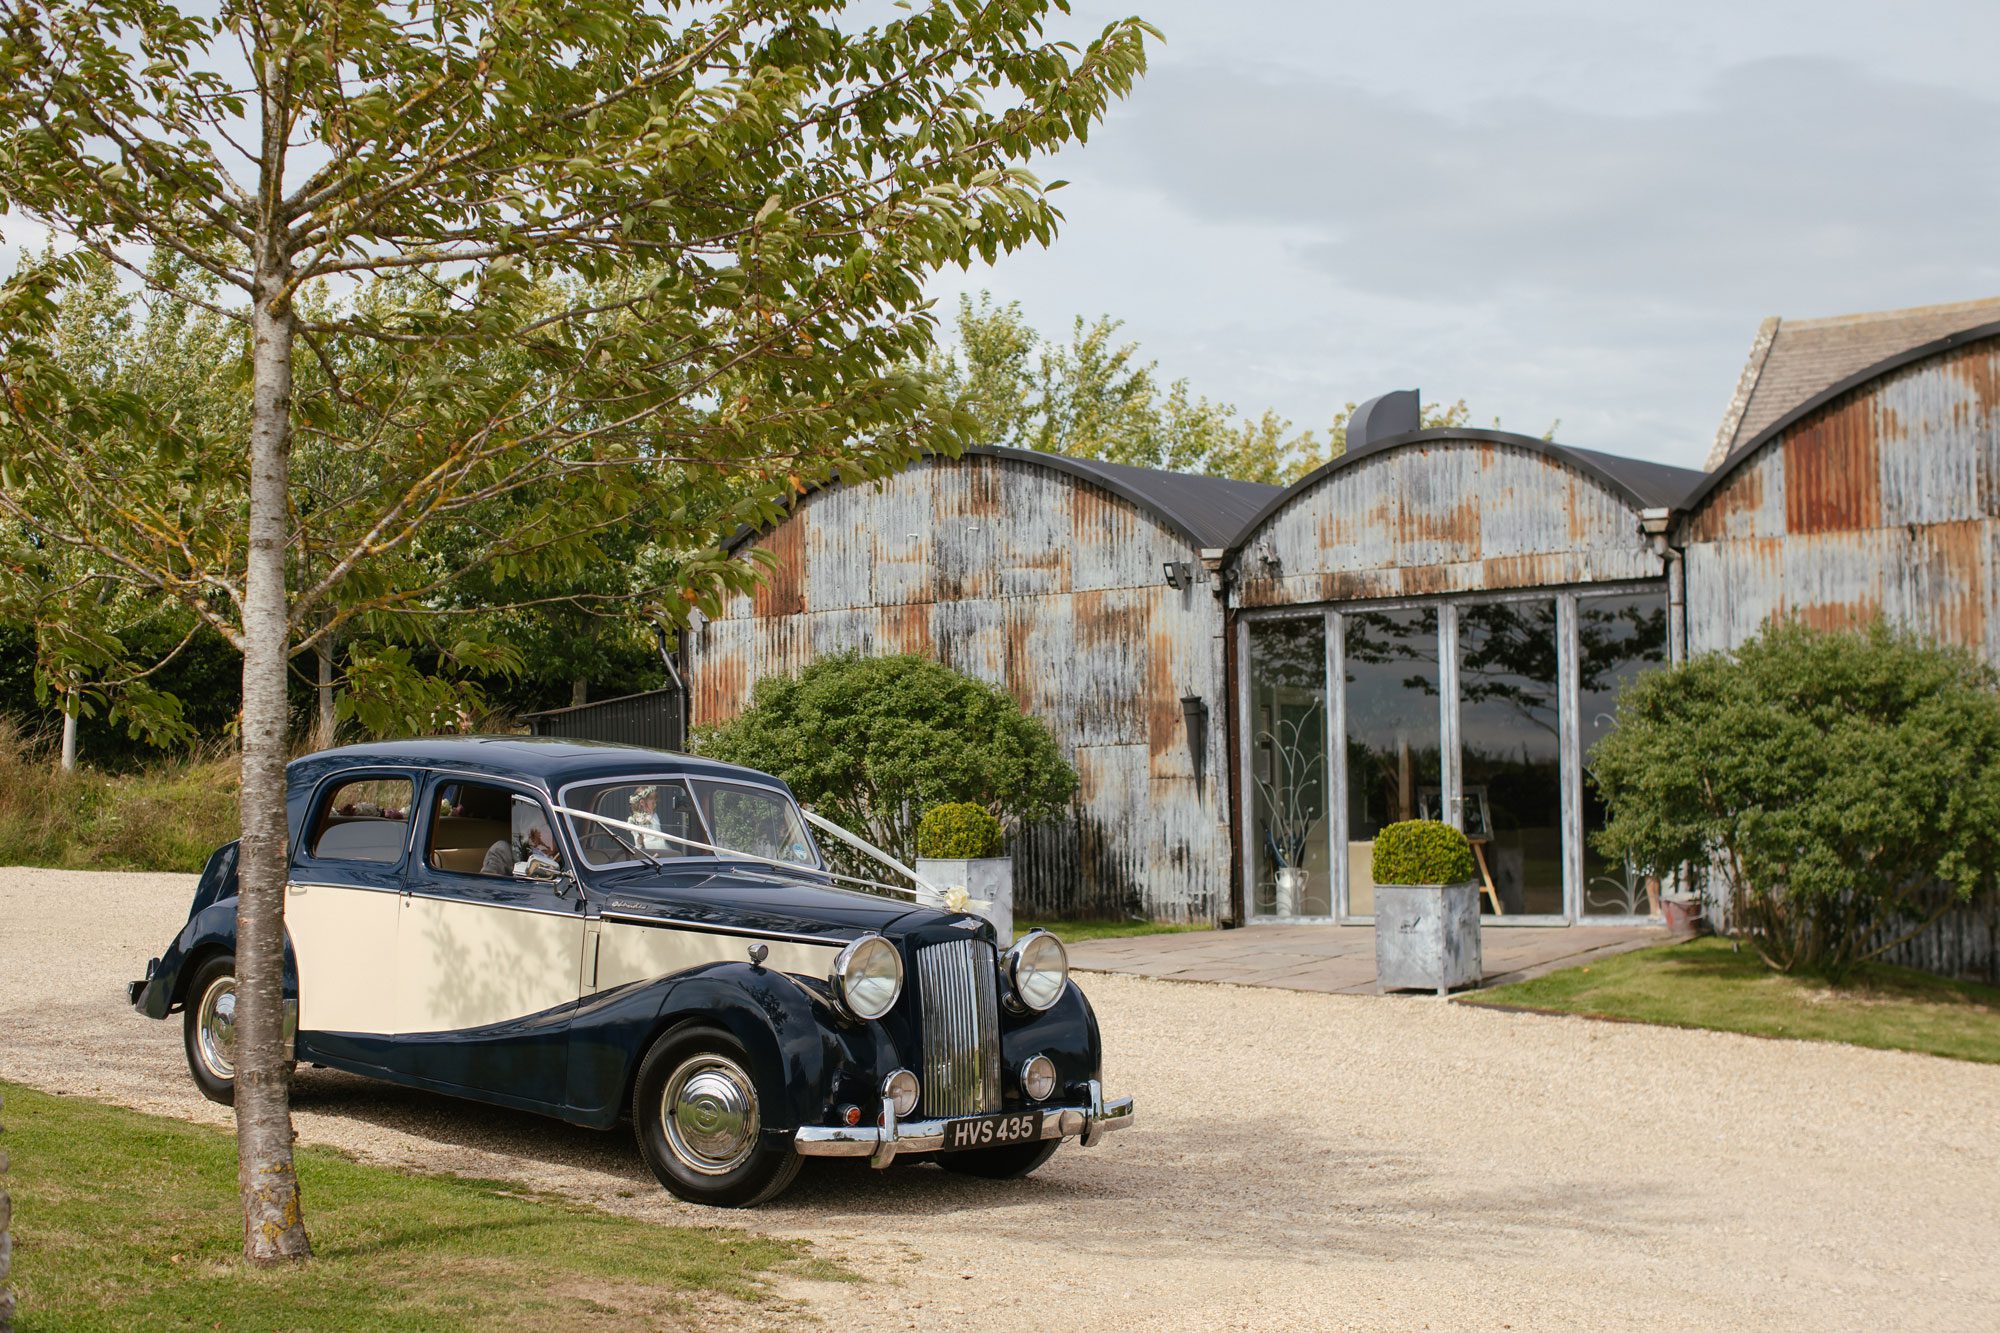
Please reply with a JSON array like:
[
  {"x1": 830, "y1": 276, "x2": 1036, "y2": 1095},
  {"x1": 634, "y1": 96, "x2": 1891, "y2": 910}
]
[
  {"x1": 598, "y1": 911, "x2": 841, "y2": 948},
  {"x1": 400, "y1": 890, "x2": 581, "y2": 919},
  {"x1": 793, "y1": 1095, "x2": 1134, "y2": 1161},
  {"x1": 286, "y1": 880, "x2": 403, "y2": 897}
]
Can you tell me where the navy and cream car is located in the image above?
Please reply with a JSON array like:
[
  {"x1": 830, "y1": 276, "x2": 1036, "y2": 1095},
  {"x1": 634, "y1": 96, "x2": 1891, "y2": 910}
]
[{"x1": 128, "y1": 737, "x2": 1132, "y2": 1206}]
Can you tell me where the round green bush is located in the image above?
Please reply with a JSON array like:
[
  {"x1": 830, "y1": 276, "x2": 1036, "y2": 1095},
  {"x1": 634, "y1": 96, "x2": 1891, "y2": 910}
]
[
  {"x1": 1371, "y1": 820, "x2": 1475, "y2": 886},
  {"x1": 916, "y1": 802, "x2": 1004, "y2": 860}
]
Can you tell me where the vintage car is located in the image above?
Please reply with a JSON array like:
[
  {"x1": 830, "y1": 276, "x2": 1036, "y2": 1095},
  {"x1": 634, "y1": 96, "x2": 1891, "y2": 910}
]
[{"x1": 128, "y1": 737, "x2": 1132, "y2": 1206}]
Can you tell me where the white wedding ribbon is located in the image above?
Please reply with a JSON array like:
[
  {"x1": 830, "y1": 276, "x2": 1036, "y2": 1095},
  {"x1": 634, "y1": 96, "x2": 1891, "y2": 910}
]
[{"x1": 551, "y1": 802, "x2": 991, "y2": 914}]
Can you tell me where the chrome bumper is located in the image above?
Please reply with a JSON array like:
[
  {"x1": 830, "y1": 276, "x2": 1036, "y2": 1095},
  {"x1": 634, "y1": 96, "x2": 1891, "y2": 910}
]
[{"x1": 793, "y1": 1078, "x2": 1135, "y2": 1168}]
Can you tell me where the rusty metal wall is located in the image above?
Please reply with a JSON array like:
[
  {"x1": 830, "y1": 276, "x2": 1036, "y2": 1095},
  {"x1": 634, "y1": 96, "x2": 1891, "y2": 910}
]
[
  {"x1": 1236, "y1": 437, "x2": 1665, "y2": 607},
  {"x1": 690, "y1": 454, "x2": 1232, "y2": 923},
  {"x1": 1682, "y1": 335, "x2": 2000, "y2": 660},
  {"x1": 1681, "y1": 333, "x2": 2000, "y2": 980}
]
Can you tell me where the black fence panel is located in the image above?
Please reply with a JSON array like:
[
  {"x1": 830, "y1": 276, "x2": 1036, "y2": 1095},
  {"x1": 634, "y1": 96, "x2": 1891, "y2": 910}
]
[{"x1": 523, "y1": 687, "x2": 685, "y2": 753}]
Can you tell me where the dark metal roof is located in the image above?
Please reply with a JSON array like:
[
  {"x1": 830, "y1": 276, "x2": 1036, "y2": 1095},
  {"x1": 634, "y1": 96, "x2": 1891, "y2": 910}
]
[
  {"x1": 971, "y1": 446, "x2": 1284, "y2": 550},
  {"x1": 1683, "y1": 318, "x2": 2000, "y2": 515},
  {"x1": 722, "y1": 445, "x2": 1284, "y2": 556},
  {"x1": 285, "y1": 735, "x2": 780, "y2": 792},
  {"x1": 1228, "y1": 428, "x2": 1705, "y2": 553}
]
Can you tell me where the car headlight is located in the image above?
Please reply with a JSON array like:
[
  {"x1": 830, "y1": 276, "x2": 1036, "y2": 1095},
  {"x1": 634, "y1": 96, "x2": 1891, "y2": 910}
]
[
  {"x1": 1004, "y1": 929, "x2": 1069, "y2": 1012},
  {"x1": 831, "y1": 933, "x2": 903, "y2": 1021}
]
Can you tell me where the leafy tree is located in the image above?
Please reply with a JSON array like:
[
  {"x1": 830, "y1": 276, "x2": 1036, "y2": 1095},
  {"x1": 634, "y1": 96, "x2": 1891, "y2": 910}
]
[
  {"x1": 931, "y1": 294, "x2": 1494, "y2": 483},
  {"x1": 0, "y1": 0, "x2": 1151, "y2": 1262},
  {"x1": 695, "y1": 653, "x2": 1077, "y2": 864},
  {"x1": 0, "y1": 253, "x2": 240, "y2": 765},
  {"x1": 1590, "y1": 620, "x2": 2000, "y2": 980}
]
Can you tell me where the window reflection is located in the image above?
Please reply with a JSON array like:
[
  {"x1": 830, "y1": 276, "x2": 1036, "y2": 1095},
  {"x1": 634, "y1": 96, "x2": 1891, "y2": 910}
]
[
  {"x1": 1580, "y1": 592, "x2": 1669, "y2": 917},
  {"x1": 1456, "y1": 599, "x2": 1561, "y2": 915},
  {"x1": 1343, "y1": 608, "x2": 1441, "y2": 917}
]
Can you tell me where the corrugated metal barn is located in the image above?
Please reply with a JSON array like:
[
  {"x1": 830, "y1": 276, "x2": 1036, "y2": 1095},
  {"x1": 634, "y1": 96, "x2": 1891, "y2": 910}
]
[
  {"x1": 1679, "y1": 310, "x2": 2000, "y2": 980},
  {"x1": 686, "y1": 445, "x2": 1277, "y2": 922},
  {"x1": 681, "y1": 297, "x2": 2000, "y2": 976},
  {"x1": 1223, "y1": 430, "x2": 1701, "y2": 927}
]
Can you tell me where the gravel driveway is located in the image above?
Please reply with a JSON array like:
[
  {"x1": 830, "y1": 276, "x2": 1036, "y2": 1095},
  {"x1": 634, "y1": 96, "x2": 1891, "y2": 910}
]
[{"x1": 4, "y1": 866, "x2": 1998, "y2": 1331}]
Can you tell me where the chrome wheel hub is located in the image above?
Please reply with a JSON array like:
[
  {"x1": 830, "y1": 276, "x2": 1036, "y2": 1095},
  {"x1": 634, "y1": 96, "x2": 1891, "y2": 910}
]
[
  {"x1": 662, "y1": 1054, "x2": 759, "y2": 1176},
  {"x1": 196, "y1": 975, "x2": 237, "y2": 1081}
]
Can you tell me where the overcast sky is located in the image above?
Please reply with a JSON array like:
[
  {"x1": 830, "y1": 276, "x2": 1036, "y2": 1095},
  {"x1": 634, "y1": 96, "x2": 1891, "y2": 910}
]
[{"x1": 930, "y1": 0, "x2": 2000, "y2": 469}]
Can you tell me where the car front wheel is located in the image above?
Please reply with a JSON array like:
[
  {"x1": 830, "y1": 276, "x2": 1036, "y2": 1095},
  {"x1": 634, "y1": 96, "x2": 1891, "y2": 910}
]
[{"x1": 632, "y1": 1024, "x2": 801, "y2": 1208}]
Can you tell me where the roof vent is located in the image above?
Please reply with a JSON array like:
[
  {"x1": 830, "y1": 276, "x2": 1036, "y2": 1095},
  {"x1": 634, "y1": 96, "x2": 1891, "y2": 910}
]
[{"x1": 1346, "y1": 389, "x2": 1420, "y2": 450}]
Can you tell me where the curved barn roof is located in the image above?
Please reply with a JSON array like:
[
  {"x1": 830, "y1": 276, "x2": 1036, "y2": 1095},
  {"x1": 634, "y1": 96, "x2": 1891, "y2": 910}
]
[
  {"x1": 1682, "y1": 318, "x2": 2000, "y2": 515},
  {"x1": 1229, "y1": 428, "x2": 1705, "y2": 553},
  {"x1": 724, "y1": 444, "x2": 1283, "y2": 555}
]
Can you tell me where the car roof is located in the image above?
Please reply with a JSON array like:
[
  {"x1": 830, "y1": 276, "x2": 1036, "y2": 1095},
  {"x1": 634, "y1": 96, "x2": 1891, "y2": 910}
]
[{"x1": 286, "y1": 735, "x2": 787, "y2": 794}]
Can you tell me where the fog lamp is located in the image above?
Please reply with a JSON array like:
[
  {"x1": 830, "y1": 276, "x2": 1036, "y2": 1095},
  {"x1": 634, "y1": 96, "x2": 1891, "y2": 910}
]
[
  {"x1": 883, "y1": 1068, "x2": 920, "y2": 1118},
  {"x1": 1020, "y1": 1054, "x2": 1057, "y2": 1102}
]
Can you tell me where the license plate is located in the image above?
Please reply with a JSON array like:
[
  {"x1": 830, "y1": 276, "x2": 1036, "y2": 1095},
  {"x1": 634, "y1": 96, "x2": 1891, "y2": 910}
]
[{"x1": 942, "y1": 1111, "x2": 1043, "y2": 1151}]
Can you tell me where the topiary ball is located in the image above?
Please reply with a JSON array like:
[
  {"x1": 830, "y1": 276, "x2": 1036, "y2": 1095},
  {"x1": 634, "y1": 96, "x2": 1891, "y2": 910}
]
[
  {"x1": 1371, "y1": 820, "x2": 1475, "y2": 886},
  {"x1": 916, "y1": 802, "x2": 1004, "y2": 860}
]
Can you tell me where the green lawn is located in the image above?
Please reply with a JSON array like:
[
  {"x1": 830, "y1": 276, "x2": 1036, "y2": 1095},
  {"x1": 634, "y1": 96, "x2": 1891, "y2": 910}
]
[
  {"x1": 1462, "y1": 937, "x2": 2000, "y2": 1064},
  {"x1": 1021, "y1": 918, "x2": 1212, "y2": 944},
  {"x1": 0, "y1": 1082, "x2": 845, "y2": 1330}
]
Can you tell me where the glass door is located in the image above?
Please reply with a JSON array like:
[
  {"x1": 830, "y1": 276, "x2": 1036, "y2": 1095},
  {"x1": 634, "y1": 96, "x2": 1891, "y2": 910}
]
[
  {"x1": 1337, "y1": 608, "x2": 1441, "y2": 919},
  {"x1": 1245, "y1": 617, "x2": 1330, "y2": 918},
  {"x1": 1454, "y1": 598, "x2": 1564, "y2": 918}
]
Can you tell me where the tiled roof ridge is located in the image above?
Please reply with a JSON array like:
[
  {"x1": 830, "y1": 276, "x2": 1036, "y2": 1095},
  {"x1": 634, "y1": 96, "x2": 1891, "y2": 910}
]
[
  {"x1": 1778, "y1": 293, "x2": 2000, "y2": 331},
  {"x1": 1705, "y1": 315, "x2": 1780, "y2": 471}
]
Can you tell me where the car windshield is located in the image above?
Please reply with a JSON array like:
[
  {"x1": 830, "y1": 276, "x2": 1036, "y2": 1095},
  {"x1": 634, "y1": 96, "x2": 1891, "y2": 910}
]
[
  {"x1": 692, "y1": 780, "x2": 820, "y2": 867},
  {"x1": 566, "y1": 779, "x2": 706, "y2": 869}
]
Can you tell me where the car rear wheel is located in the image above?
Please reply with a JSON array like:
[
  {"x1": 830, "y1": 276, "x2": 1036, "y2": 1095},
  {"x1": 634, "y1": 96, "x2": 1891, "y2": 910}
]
[
  {"x1": 938, "y1": 1139, "x2": 1060, "y2": 1180},
  {"x1": 632, "y1": 1024, "x2": 801, "y2": 1208},
  {"x1": 183, "y1": 955, "x2": 239, "y2": 1105}
]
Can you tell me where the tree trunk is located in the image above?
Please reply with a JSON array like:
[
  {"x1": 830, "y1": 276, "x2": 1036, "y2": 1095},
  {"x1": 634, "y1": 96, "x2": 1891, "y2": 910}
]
[
  {"x1": 314, "y1": 639, "x2": 336, "y2": 751},
  {"x1": 57, "y1": 692, "x2": 77, "y2": 774},
  {"x1": 235, "y1": 274, "x2": 311, "y2": 1263},
  {"x1": 570, "y1": 677, "x2": 588, "y2": 707}
]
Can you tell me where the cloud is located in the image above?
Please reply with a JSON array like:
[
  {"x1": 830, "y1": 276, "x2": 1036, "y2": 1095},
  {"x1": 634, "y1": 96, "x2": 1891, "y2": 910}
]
[
  {"x1": 947, "y1": 54, "x2": 2000, "y2": 467},
  {"x1": 1098, "y1": 56, "x2": 2000, "y2": 315}
]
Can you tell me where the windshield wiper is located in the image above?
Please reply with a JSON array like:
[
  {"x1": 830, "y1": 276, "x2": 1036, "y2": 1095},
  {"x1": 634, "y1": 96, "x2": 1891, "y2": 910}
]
[{"x1": 600, "y1": 824, "x2": 666, "y2": 870}]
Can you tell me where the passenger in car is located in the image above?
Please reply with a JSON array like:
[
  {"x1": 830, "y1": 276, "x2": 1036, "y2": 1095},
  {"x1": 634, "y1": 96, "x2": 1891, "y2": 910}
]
[{"x1": 481, "y1": 814, "x2": 559, "y2": 877}]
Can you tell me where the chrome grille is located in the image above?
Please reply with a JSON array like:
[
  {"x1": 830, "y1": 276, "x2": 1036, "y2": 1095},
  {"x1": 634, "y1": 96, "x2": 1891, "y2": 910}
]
[{"x1": 915, "y1": 939, "x2": 1002, "y2": 1118}]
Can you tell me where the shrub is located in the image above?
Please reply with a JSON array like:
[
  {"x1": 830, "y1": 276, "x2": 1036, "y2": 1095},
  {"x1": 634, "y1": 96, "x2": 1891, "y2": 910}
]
[
  {"x1": 1371, "y1": 820, "x2": 1476, "y2": 886},
  {"x1": 916, "y1": 803, "x2": 1004, "y2": 859},
  {"x1": 694, "y1": 653, "x2": 1076, "y2": 863},
  {"x1": 1591, "y1": 620, "x2": 2000, "y2": 981}
]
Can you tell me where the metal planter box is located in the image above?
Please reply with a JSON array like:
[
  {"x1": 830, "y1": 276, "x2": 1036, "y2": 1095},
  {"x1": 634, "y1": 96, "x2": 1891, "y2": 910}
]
[{"x1": 1374, "y1": 882, "x2": 1483, "y2": 995}]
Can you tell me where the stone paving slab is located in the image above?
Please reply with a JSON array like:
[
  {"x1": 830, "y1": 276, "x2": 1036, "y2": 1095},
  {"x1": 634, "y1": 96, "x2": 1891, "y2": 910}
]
[{"x1": 1068, "y1": 922, "x2": 1671, "y2": 994}]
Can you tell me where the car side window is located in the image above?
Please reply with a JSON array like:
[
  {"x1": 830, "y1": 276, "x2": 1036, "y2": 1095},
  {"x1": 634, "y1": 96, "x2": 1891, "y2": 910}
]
[
  {"x1": 308, "y1": 777, "x2": 413, "y2": 863},
  {"x1": 427, "y1": 780, "x2": 562, "y2": 879}
]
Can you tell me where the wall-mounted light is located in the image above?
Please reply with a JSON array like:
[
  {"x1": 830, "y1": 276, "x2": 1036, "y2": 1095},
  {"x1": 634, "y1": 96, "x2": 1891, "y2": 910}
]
[
  {"x1": 1180, "y1": 695, "x2": 1209, "y2": 787},
  {"x1": 1162, "y1": 560, "x2": 1193, "y2": 589}
]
